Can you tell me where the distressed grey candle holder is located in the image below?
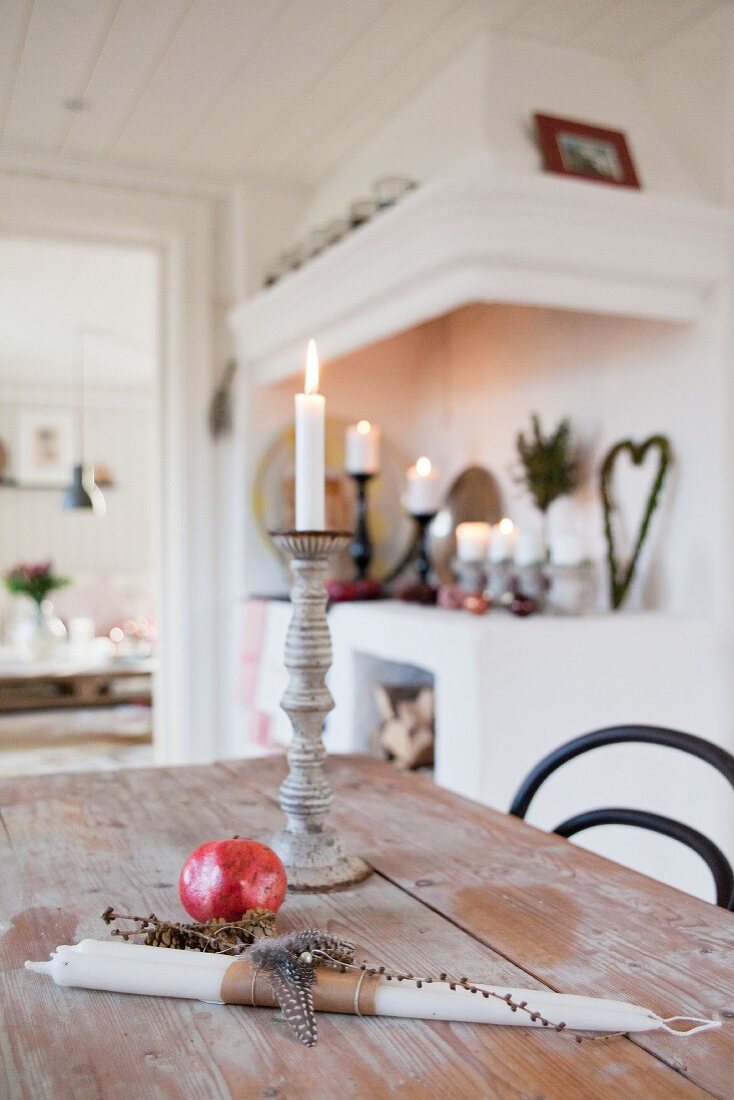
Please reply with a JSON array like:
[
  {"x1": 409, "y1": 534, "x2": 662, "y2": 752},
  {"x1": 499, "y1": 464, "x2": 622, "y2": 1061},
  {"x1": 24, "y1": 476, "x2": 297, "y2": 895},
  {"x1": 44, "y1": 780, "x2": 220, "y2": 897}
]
[
  {"x1": 452, "y1": 558, "x2": 487, "y2": 594},
  {"x1": 515, "y1": 562, "x2": 547, "y2": 604},
  {"x1": 485, "y1": 560, "x2": 512, "y2": 603},
  {"x1": 269, "y1": 529, "x2": 373, "y2": 892}
]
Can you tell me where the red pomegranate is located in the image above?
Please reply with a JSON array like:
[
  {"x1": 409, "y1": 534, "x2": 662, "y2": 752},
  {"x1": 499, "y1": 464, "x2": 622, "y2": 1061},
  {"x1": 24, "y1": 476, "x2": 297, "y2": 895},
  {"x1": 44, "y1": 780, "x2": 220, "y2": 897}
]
[{"x1": 179, "y1": 837, "x2": 287, "y2": 922}]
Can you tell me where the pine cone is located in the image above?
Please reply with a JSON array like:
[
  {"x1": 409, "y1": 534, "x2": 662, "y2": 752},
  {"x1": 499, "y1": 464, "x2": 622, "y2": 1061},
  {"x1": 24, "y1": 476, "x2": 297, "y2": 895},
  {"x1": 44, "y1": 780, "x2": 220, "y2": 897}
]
[{"x1": 103, "y1": 907, "x2": 277, "y2": 953}]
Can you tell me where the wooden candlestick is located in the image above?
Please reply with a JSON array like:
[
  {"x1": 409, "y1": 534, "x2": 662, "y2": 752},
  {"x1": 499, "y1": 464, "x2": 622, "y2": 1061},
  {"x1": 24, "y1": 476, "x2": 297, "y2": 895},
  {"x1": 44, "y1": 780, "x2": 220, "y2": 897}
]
[{"x1": 269, "y1": 530, "x2": 372, "y2": 891}]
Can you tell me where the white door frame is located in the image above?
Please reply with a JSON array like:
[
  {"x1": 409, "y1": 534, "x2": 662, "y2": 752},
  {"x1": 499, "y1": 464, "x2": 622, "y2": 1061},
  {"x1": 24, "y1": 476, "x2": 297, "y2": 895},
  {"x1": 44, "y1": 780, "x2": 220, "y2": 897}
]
[{"x1": 0, "y1": 171, "x2": 218, "y2": 763}]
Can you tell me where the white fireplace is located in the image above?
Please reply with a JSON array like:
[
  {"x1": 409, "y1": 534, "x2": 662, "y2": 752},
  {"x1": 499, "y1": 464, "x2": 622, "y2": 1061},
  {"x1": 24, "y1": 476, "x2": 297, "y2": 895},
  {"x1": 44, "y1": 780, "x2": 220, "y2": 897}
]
[{"x1": 228, "y1": 32, "x2": 734, "y2": 903}]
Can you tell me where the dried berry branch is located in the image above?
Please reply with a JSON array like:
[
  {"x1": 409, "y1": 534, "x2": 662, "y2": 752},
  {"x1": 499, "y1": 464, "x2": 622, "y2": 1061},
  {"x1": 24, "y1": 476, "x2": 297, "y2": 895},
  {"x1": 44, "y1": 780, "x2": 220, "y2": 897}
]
[
  {"x1": 101, "y1": 906, "x2": 276, "y2": 954},
  {"x1": 312, "y1": 948, "x2": 624, "y2": 1045}
]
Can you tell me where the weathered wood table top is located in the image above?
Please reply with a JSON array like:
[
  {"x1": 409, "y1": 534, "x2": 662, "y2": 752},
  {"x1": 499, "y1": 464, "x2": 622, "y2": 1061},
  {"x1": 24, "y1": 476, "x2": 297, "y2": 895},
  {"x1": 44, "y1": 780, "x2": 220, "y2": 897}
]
[{"x1": 2, "y1": 755, "x2": 732, "y2": 1099}]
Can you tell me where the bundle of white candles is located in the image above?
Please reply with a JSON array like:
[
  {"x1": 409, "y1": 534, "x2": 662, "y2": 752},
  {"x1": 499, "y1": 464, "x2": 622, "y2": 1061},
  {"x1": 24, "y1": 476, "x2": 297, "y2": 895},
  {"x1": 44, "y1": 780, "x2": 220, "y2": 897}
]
[{"x1": 26, "y1": 939, "x2": 718, "y2": 1038}]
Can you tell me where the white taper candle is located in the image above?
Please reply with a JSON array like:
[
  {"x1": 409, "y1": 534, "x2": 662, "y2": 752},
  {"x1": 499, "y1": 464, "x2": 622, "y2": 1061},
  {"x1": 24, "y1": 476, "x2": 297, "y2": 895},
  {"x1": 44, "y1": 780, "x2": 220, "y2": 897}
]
[
  {"x1": 25, "y1": 941, "x2": 719, "y2": 1037},
  {"x1": 295, "y1": 339, "x2": 325, "y2": 530}
]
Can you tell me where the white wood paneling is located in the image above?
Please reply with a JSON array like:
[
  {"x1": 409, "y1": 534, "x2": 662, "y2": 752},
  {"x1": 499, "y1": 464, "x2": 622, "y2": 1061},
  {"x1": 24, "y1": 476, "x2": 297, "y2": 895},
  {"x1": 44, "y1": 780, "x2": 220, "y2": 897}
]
[
  {"x1": 2, "y1": 0, "x2": 119, "y2": 151},
  {"x1": 177, "y1": 0, "x2": 388, "y2": 174},
  {"x1": 572, "y1": 0, "x2": 714, "y2": 56},
  {"x1": 110, "y1": 0, "x2": 287, "y2": 166},
  {"x1": 288, "y1": 0, "x2": 485, "y2": 180},
  {"x1": 0, "y1": 0, "x2": 33, "y2": 137},
  {"x1": 248, "y1": 0, "x2": 468, "y2": 177},
  {"x1": 506, "y1": 0, "x2": 616, "y2": 46},
  {"x1": 61, "y1": 0, "x2": 191, "y2": 159}
]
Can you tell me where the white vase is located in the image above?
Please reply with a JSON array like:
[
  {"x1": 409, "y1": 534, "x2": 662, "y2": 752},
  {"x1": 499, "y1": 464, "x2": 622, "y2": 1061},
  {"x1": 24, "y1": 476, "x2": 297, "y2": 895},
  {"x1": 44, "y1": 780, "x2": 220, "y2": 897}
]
[{"x1": 14, "y1": 600, "x2": 67, "y2": 661}]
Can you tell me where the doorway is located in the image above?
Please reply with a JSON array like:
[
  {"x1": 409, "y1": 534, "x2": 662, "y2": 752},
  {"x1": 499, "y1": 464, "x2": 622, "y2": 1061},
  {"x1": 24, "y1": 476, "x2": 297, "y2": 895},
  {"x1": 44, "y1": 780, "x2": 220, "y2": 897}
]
[
  {"x1": 0, "y1": 235, "x2": 160, "y2": 774},
  {"x1": 0, "y1": 172, "x2": 219, "y2": 767}
]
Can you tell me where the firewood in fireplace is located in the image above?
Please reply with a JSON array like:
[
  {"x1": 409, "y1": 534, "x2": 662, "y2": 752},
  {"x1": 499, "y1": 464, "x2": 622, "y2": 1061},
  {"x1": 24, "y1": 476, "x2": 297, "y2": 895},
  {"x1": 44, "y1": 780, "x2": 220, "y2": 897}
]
[{"x1": 374, "y1": 683, "x2": 434, "y2": 770}]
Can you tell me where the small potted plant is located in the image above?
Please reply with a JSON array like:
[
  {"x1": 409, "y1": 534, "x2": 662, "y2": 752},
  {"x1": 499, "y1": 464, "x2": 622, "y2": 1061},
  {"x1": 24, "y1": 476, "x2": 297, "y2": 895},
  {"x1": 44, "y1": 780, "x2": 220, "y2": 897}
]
[
  {"x1": 515, "y1": 414, "x2": 581, "y2": 556},
  {"x1": 5, "y1": 561, "x2": 70, "y2": 659}
]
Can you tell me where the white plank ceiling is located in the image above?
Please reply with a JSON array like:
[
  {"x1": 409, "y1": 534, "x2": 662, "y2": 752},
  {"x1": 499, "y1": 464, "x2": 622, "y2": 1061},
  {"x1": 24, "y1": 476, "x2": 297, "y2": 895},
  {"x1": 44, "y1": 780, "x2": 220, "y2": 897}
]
[{"x1": 0, "y1": 0, "x2": 726, "y2": 183}]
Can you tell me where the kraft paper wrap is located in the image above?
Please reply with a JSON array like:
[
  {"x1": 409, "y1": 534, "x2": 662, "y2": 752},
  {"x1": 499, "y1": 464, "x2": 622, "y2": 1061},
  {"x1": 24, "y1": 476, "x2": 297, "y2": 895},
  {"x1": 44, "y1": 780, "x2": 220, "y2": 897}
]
[{"x1": 220, "y1": 961, "x2": 380, "y2": 1016}]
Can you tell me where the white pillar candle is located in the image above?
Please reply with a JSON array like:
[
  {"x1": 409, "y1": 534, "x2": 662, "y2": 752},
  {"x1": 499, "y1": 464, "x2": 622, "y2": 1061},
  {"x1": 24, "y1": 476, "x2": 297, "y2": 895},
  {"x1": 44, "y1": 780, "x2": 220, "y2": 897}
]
[
  {"x1": 514, "y1": 530, "x2": 544, "y2": 567},
  {"x1": 295, "y1": 339, "x2": 325, "y2": 530},
  {"x1": 456, "y1": 522, "x2": 491, "y2": 562},
  {"x1": 25, "y1": 940, "x2": 718, "y2": 1036},
  {"x1": 405, "y1": 457, "x2": 441, "y2": 515},
  {"x1": 550, "y1": 531, "x2": 584, "y2": 567},
  {"x1": 345, "y1": 420, "x2": 381, "y2": 475},
  {"x1": 488, "y1": 518, "x2": 516, "y2": 563}
]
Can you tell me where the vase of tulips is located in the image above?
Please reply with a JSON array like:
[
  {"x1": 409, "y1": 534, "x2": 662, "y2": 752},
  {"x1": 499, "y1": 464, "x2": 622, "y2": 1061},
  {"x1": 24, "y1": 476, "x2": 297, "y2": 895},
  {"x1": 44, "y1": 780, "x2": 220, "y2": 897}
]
[{"x1": 5, "y1": 562, "x2": 70, "y2": 660}]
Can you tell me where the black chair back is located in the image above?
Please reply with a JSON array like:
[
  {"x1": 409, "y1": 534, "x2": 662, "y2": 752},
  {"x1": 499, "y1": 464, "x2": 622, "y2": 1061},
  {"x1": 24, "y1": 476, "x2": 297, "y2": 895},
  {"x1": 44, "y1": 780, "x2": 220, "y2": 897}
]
[{"x1": 509, "y1": 725, "x2": 734, "y2": 910}]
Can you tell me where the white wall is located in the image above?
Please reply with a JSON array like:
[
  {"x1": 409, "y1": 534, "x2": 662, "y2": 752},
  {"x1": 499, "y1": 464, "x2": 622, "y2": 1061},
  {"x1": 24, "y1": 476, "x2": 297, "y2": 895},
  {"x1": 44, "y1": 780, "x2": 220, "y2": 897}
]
[
  {"x1": 485, "y1": 35, "x2": 700, "y2": 196},
  {"x1": 420, "y1": 302, "x2": 727, "y2": 614},
  {"x1": 0, "y1": 236, "x2": 157, "y2": 383},
  {"x1": 631, "y1": 4, "x2": 734, "y2": 202},
  {"x1": 0, "y1": 380, "x2": 154, "y2": 573},
  {"x1": 298, "y1": 35, "x2": 489, "y2": 231}
]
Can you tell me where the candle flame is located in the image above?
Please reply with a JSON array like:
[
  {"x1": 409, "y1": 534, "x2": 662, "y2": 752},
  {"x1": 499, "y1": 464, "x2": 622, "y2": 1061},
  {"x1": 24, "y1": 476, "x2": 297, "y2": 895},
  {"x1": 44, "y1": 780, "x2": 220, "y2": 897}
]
[
  {"x1": 416, "y1": 456, "x2": 432, "y2": 477},
  {"x1": 305, "y1": 339, "x2": 320, "y2": 395},
  {"x1": 499, "y1": 517, "x2": 514, "y2": 534},
  {"x1": 356, "y1": 419, "x2": 371, "y2": 434}
]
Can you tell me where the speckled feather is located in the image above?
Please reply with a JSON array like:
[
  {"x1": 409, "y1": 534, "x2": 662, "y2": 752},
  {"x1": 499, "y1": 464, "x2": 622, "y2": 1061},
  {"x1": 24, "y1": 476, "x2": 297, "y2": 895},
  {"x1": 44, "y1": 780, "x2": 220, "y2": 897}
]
[{"x1": 249, "y1": 929, "x2": 356, "y2": 1046}]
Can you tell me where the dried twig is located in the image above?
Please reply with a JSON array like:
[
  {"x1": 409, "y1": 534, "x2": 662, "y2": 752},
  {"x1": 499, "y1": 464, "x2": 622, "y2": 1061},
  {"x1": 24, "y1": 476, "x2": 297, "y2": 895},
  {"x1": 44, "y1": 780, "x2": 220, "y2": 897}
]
[
  {"x1": 101, "y1": 906, "x2": 276, "y2": 954},
  {"x1": 313, "y1": 947, "x2": 625, "y2": 1046}
]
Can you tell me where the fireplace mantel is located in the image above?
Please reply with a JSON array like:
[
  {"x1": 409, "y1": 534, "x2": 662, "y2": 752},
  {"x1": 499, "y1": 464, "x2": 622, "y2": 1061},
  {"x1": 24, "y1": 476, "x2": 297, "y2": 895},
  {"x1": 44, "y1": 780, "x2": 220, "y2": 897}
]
[{"x1": 230, "y1": 158, "x2": 728, "y2": 386}]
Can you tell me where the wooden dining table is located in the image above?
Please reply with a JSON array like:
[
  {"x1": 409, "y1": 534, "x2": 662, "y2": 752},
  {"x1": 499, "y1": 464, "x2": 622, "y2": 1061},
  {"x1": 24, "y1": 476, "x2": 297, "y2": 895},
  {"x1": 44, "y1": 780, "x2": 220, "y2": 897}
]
[{"x1": 1, "y1": 754, "x2": 732, "y2": 1099}]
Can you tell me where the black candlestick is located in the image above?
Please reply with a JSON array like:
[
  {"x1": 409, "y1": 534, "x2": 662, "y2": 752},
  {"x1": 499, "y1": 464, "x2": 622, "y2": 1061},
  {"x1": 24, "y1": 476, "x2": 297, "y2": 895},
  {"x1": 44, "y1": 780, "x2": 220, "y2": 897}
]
[
  {"x1": 384, "y1": 511, "x2": 439, "y2": 603},
  {"x1": 413, "y1": 512, "x2": 437, "y2": 585},
  {"x1": 349, "y1": 472, "x2": 375, "y2": 580}
]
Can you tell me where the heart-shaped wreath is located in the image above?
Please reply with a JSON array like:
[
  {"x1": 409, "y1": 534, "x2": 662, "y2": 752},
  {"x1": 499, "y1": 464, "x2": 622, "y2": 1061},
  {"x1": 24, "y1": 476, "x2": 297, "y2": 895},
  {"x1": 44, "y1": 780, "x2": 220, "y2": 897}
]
[{"x1": 600, "y1": 434, "x2": 671, "y2": 610}]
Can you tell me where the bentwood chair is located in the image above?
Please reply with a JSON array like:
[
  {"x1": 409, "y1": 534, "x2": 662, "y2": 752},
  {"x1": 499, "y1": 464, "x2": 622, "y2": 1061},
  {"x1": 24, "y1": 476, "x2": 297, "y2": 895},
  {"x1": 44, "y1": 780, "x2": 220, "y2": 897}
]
[{"x1": 509, "y1": 725, "x2": 734, "y2": 910}]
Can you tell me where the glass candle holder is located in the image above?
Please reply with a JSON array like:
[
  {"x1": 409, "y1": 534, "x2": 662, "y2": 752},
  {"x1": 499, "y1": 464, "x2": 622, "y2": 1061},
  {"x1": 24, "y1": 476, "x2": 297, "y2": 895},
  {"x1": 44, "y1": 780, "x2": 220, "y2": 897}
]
[
  {"x1": 543, "y1": 562, "x2": 596, "y2": 616},
  {"x1": 373, "y1": 176, "x2": 416, "y2": 208}
]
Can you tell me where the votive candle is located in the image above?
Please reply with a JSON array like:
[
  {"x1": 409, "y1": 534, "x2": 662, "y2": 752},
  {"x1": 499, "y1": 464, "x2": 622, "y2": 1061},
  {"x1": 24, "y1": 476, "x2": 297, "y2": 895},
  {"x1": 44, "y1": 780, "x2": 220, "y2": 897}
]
[
  {"x1": 406, "y1": 457, "x2": 441, "y2": 515},
  {"x1": 488, "y1": 518, "x2": 516, "y2": 563},
  {"x1": 345, "y1": 420, "x2": 381, "y2": 475},
  {"x1": 456, "y1": 522, "x2": 491, "y2": 562}
]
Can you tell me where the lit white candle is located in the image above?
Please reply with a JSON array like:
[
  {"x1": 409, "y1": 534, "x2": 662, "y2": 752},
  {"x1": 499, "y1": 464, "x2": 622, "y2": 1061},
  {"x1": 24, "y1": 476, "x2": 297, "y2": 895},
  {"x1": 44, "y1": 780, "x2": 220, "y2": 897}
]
[
  {"x1": 550, "y1": 531, "x2": 584, "y2": 567},
  {"x1": 345, "y1": 420, "x2": 381, "y2": 475},
  {"x1": 25, "y1": 940, "x2": 718, "y2": 1037},
  {"x1": 405, "y1": 457, "x2": 441, "y2": 515},
  {"x1": 295, "y1": 339, "x2": 325, "y2": 530},
  {"x1": 456, "y1": 522, "x2": 491, "y2": 562},
  {"x1": 488, "y1": 518, "x2": 516, "y2": 563}
]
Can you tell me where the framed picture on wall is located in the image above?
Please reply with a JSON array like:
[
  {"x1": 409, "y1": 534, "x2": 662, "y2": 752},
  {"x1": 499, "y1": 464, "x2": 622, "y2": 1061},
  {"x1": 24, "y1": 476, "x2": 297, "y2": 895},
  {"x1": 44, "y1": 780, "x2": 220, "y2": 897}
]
[
  {"x1": 534, "y1": 113, "x2": 641, "y2": 189},
  {"x1": 18, "y1": 408, "x2": 75, "y2": 486}
]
